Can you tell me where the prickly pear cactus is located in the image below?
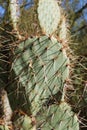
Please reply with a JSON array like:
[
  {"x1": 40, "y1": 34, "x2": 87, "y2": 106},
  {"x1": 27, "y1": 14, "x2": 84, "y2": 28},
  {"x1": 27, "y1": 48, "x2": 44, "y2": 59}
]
[
  {"x1": 10, "y1": 35, "x2": 69, "y2": 115},
  {"x1": 4, "y1": 1, "x2": 80, "y2": 130},
  {"x1": 36, "y1": 101, "x2": 79, "y2": 130}
]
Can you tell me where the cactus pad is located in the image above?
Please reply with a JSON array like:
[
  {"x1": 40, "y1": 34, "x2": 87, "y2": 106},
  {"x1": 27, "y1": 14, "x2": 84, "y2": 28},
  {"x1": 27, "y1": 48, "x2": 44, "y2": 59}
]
[
  {"x1": 37, "y1": 102, "x2": 79, "y2": 130},
  {"x1": 38, "y1": 0, "x2": 61, "y2": 35},
  {"x1": 11, "y1": 35, "x2": 69, "y2": 115},
  {"x1": 14, "y1": 115, "x2": 36, "y2": 130}
]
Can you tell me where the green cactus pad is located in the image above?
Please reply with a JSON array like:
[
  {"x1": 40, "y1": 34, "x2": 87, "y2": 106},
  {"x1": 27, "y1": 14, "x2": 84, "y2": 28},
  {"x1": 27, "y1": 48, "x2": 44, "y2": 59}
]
[
  {"x1": 11, "y1": 35, "x2": 69, "y2": 115},
  {"x1": 14, "y1": 115, "x2": 36, "y2": 130},
  {"x1": 0, "y1": 125, "x2": 9, "y2": 130},
  {"x1": 38, "y1": 0, "x2": 61, "y2": 35},
  {"x1": 37, "y1": 102, "x2": 79, "y2": 130}
]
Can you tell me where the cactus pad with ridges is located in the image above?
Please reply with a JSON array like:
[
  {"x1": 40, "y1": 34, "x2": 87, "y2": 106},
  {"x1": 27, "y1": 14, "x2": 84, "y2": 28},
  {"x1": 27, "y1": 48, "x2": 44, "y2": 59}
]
[
  {"x1": 11, "y1": 35, "x2": 69, "y2": 115},
  {"x1": 37, "y1": 102, "x2": 79, "y2": 130}
]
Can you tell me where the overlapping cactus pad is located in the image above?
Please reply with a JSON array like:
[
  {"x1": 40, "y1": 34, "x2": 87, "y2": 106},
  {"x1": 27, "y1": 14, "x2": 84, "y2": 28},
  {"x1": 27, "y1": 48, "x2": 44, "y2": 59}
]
[
  {"x1": 14, "y1": 114, "x2": 36, "y2": 130},
  {"x1": 11, "y1": 35, "x2": 69, "y2": 115},
  {"x1": 36, "y1": 102, "x2": 79, "y2": 130},
  {"x1": 38, "y1": 0, "x2": 61, "y2": 35}
]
